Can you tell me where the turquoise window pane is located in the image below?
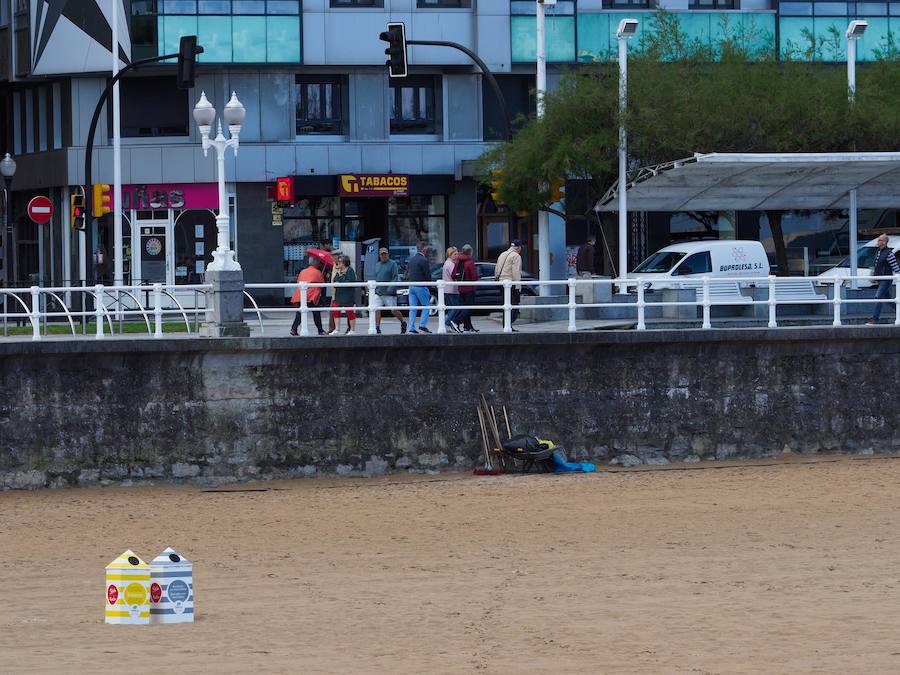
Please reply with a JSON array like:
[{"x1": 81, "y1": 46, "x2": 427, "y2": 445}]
[
  {"x1": 266, "y1": 16, "x2": 301, "y2": 62},
  {"x1": 779, "y1": 17, "x2": 815, "y2": 59},
  {"x1": 511, "y1": 15, "x2": 575, "y2": 62},
  {"x1": 813, "y1": 17, "x2": 846, "y2": 60},
  {"x1": 158, "y1": 17, "x2": 165, "y2": 56},
  {"x1": 855, "y1": 16, "x2": 889, "y2": 60},
  {"x1": 232, "y1": 15, "x2": 266, "y2": 62},
  {"x1": 679, "y1": 12, "x2": 714, "y2": 48},
  {"x1": 161, "y1": 15, "x2": 198, "y2": 56},
  {"x1": 198, "y1": 15, "x2": 232, "y2": 62},
  {"x1": 576, "y1": 13, "x2": 612, "y2": 62},
  {"x1": 740, "y1": 12, "x2": 777, "y2": 56}
]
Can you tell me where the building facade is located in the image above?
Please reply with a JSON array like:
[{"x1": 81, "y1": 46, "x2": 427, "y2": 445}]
[{"x1": 0, "y1": 0, "x2": 894, "y2": 290}]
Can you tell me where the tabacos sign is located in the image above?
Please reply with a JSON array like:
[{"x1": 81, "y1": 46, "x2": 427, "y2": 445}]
[{"x1": 338, "y1": 174, "x2": 409, "y2": 198}]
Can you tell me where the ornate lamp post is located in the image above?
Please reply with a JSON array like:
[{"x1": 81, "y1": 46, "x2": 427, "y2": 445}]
[
  {"x1": 0, "y1": 153, "x2": 17, "y2": 285},
  {"x1": 193, "y1": 91, "x2": 245, "y2": 272}
]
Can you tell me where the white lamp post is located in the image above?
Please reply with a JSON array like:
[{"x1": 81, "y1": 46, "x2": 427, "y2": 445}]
[
  {"x1": 193, "y1": 91, "x2": 245, "y2": 272},
  {"x1": 846, "y1": 20, "x2": 866, "y2": 288},
  {"x1": 616, "y1": 18, "x2": 638, "y2": 294},
  {"x1": 535, "y1": 0, "x2": 552, "y2": 296},
  {"x1": 1, "y1": 152, "x2": 17, "y2": 285}
]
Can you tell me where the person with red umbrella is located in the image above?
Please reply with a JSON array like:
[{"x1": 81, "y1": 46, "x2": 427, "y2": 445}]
[{"x1": 290, "y1": 253, "x2": 328, "y2": 336}]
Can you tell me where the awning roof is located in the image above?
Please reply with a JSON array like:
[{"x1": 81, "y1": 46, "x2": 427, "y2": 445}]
[{"x1": 596, "y1": 152, "x2": 900, "y2": 212}]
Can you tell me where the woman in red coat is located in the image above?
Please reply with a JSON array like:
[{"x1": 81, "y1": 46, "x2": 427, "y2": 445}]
[{"x1": 290, "y1": 258, "x2": 326, "y2": 336}]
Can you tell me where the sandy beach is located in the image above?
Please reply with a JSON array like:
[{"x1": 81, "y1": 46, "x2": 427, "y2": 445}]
[{"x1": 3, "y1": 455, "x2": 900, "y2": 674}]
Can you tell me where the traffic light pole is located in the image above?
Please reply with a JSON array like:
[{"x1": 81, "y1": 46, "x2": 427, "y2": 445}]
[
  {"x1": 406, "y1": 39, "x2": 511, "y2": 142},
  {"x1": 82, "y1": 51, "x2": 180, "y2": 284}
]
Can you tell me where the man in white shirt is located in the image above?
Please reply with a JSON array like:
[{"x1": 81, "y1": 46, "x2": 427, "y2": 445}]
[{"x1": 495, "y1": 240, "x2": 523, "y2": 328}]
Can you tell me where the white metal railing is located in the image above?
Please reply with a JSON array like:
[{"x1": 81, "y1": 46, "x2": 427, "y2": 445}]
[
  {"x1": 0, "y1": 284, "x2": 211, "y2": 340},
  {"x1": 4, "y1": 275, "x2": 899, "y2": 341}
]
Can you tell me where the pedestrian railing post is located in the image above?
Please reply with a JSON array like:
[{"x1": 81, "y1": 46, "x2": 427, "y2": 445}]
[
  {"x1": 767, "y1": 275, "x2": 777, "y2": 328},
  {"x1": 502, "y1": 280, "x2": 512, "y2": 333},
  {"x1": 2, "y1": 292, "x2": 7, "y2": 336},
  {"x1": 832, "y1": 280, "x2": 842, "y2": 327},
  {"x1": 568, "y1": 278, "x2": 577, "y2": 332},
  {"x1": 30, "y1": 286, "x2": 41, "y2": 341},
  {"x1": 299, "y1": 282, "x2": 310, "y2": 336},
  {"x1": 701, "y1": 276, "x2": 711, "y2": 329},
  {"x1": 94, "y1": 284, "x2": 105, "y2": 339},
  {"x1": 153, "y1": 284, "x2": 163, "y2": 337},
  {"x1": 636, "y1": 279, "x2": 646, "y2": 330},
  {"x1": 436, "y1": 280, "x2": 446, "y2": 334},
  {"x1": 367, "y1": 280, "x2": 377, "y2": 335},
  {"x1": 894, "y1": 275, "x2": 900, "y2": 326}
]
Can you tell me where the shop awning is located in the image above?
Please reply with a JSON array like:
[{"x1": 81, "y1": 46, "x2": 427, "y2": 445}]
[{"x1": 596, "y1": 152, "x2": 900, "y2": 212}]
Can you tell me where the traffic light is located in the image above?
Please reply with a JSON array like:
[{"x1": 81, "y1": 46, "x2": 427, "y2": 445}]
[
  {"x1": 549, "y1": 179, "x2": 565, "y2": 204},
  {"x1": 92, "y1": 183, "x2": 111, "y2": 217},
  {"x1": 71, "y1": 193, "x2": 85, "y2": 230},
  {"x1": 176, "y1": 35, "x2": 204, "y2": 90},
  {"x1": 379, "y1": 22, "x2": 407, "y2": 79}
]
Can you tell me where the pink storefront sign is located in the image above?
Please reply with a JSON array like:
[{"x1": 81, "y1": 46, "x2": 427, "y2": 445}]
[{"x1": 112, "y1": 183, "x2": 219, "y2": 211}]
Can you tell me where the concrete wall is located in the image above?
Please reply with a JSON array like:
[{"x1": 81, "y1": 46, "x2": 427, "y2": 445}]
[{"x1": 1, "y1": 327, "x2": 897, "y2": 489}]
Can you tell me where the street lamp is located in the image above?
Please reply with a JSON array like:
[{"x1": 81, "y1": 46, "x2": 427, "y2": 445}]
[
  {"x1": 193, "y1": 91, "x2": 244, "y2": 272},
  {"x1": 0, "y1": 153, "x2": 16, "y2": 286},
  {"x1": 616, "y1": 18, "x2": 638, "y2": 294},
  {"x1": 846, "y1": 20, "x2": 866, "y2": 288}
]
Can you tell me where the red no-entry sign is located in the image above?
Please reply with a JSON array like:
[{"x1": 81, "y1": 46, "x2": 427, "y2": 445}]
[{"x1": 27, "y1": 196, "x2": 53, "y2": 224}]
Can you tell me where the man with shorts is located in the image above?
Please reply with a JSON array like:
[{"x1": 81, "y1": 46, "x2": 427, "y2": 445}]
[{"x1": 373, "y1": 248, "x2": 407, "y2": 334}]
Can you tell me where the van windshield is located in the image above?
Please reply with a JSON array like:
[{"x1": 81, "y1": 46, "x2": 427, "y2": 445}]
[
  {"x1": 837, "y1": 246, "x2": 879, "y2": 269},
  {"x1": 634, "y1": 251, "x2": 686, "y2": 274}
]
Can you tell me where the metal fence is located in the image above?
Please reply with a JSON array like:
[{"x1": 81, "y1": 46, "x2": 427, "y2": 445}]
[{"x1": 2, "y1": 275, "x2": 898, "y2": 341}]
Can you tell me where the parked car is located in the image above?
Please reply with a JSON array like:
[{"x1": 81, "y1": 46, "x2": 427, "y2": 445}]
[
  {"x1": 628, "y1": 240, "x2": 770, "y2": 290},
  {"x1": 816, "y1": 235, "x2": 900, "y2": 287},
  {"x1": 397, "y1": 262, "x2": 537, "y2": 314}
]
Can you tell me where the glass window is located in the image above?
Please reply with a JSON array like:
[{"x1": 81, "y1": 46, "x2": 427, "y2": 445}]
[
  {"x1": 330, "y1": 0, "x2": 383, "y2": 5},
  {"x1": 417, "y1": 0, "x2": 471, "y2": 6},
  {"x1": 634, "y1": 251, "x2": 687, "y2": 273},
  {"x1": 160, "y1": 0, "x2": 197, "y2": 12},
  {"x1": 390, "y1": 77, "x2": 439, "y2": 134},
  {"x1": 689, "y1": 0, "x2": 735, "y2": 7},
  {"x1": 233, "y1": 0, "x2": 266, "y2": 11},
  {"x1": 266, "y1": 15, "x2": 301, "y2": 62},
  {"x1": 232, "y1": 16, "x2": 266, "y2": 62},
  {"x1": 387, "y1": 196, "x2": 447, "y2": 268},
  {"x1": 160, "y1": 15, "x2": 198, "y2": 57},
  {"x1": 199, "y1": 0, "x2": 231, "y2": 12},
  {"x1": 283, "y1": 198, "x2": 340, "y2": 282},
  {"x1": 296, "y1": 77, "x2": 344, "y2": 134},
  {"x1": 779, "y1": 2, "x2": 814, "y2": 14},
  {"x1": 198, "y1": 15, "x2": 232, "y2": 62},
  {"x1": 856, "y1": 2, "x2": 887, "y2": 12},
  {"x1": 674, "y1": 252, "x2": 712, "y2": 275},
  {"x1": 120, "y1": 76, "x2": 190, "y2": 137},
  {"x1": 814, "y1": 2, "x2": 848, "y2": 13},
  {"x1": 607, "y1": 0, "x2": 650, "y2": 6},
  {"x1": 267, "y1": 0, "x2": 300, "y2": 12}
]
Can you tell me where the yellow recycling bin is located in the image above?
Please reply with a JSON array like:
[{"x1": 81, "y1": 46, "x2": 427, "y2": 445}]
[
  {"x1": 150, "y1": 547, "x2": 194, "y2": 624},
  {"x1": 105, "y1": 550, "x2": 150, "y2": 624}
]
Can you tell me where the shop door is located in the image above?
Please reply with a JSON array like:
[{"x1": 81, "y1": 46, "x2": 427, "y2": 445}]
[
  {"x1": 139, "y1": 222, "x2": 168, "y2": 284},
  {"x1": 479, "y1": 214, "x2": 537, "y2": 270}
]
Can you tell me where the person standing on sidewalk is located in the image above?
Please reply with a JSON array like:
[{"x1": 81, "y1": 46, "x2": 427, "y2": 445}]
[
  {"x1": 455, "y1": 244, "x2": 480, "y2": 332},
  {"x1": 867, "y1": 234, "x2": 900, "y2": 324},
  {"x1": 373, "y1": 248, "x2": 407, "y2": 334},
  {"x1": 442, "y1": 246, "x2": 461, "y2": 333},
  {"x1": 290, "y1": 257, "x2": 326, "y2": 336},
  {"x1": 576, "y1": 235, "x2": 598, "y2": 277},
  {"x1": 329, "y1": 255, "x2": 357, "y2": 335},
  {"x1": 407, "y1": 241, "x2": 432, "y2": 334},
  {"x1": 495, "y1": 240, "x2": 523, "y2": 329}
]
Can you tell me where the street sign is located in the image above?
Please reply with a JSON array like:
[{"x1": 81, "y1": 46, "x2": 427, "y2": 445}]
[{"x1": 27, "y1": 196, "x2": 53, "y2": 224}]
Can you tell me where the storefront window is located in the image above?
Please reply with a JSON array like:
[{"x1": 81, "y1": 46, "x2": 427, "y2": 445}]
[
  {"x1": 283, "y1": 197, "x2": 340, "y2": 281},
  {"x1": 387, "y1": 196, "x2": 446, "y2": 267}
]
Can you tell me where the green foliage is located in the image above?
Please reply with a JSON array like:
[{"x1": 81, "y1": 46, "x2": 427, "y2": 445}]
[{"x1": 479, "y1": 8, "x2": 900, "y2": 215}]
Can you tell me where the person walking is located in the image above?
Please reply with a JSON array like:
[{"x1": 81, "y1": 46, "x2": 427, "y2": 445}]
[
  {"x1": 373, "y1": 247, "x2": 407, "y2": 334},
  {"x1": 290, "y1": 256, "x2": 326, "y2": 336},
  {"x1": 329, "y1": 255, "x2": 358, "y2": 335},
  {"x1": 495, "y1": 240, "x2": 523, "y2": 329},
  {"x1": 455, "y1": 244, "x2": 480, "y2": 332},
  {"x1": 576, "y1": 235, "x2": 598, "y2": 277},
  {"x1": 407, "y1": 241, "x2": 432, "y2": 334},
  {"x1": 867, "y1": 234, "x2": 900, "y2": 324},
  {"x1": 442, "y1": 246, "x2": 461, "y2": 333}
]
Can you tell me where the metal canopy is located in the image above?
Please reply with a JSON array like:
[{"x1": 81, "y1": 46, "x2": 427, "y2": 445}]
[{"x1": 596, "y1": 152, "x2": 900, "y2": 212}]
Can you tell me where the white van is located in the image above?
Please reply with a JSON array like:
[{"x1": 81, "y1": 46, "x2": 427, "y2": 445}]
[
  {"x1": 628, "y1": 240, "x2": 770, "y2": 291},
  {"x1": 816, "y1": 235, "x2": 900, "y2": 287}
]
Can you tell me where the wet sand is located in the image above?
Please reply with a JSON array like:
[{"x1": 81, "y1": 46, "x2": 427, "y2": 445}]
[{"x1": 3, "y1": 455, "x2": 900, "y2": 674}]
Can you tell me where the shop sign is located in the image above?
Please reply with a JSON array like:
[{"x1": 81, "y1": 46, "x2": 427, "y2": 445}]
[
  {"x1": 339, "y1": 174, "x2": 409, "y2": 198},
  {"x1": 276, "y1": 177, "x2": 294, "y2": 204},
  {"x1": 113, "y1": 183, "x2": 219, "y2": 211}
]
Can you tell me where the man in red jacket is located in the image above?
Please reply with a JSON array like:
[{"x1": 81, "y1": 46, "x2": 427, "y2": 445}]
[{"x1": 453, "y1": 244, "x2": 480, "y2": 332}]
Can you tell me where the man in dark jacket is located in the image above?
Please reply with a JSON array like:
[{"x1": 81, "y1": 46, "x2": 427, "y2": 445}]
[
  {"x1": 454, "y1": 244, "x2": 480, "y2": 332},
  {"x1": 576, "y1": 235, "x2": 598, "y2": 276},
  {"x1": 868, "y1": 234, "x2": 900, "y2": 324},
  {"x1": 407, "y1": 241, "x2": 432, "y2": 334}
]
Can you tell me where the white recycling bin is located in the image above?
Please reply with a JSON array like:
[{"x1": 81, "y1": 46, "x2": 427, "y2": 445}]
[
  {"x1": 149, "y1": 547, "x2": 194, "y2": 624},
  {"x1": 105, "y1": 550, "x2": 150, "y2": 624}
]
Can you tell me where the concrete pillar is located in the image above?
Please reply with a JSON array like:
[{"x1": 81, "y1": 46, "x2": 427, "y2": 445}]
[{"x1": 201, "y1": 269, "x2": 250, "y2": 337}]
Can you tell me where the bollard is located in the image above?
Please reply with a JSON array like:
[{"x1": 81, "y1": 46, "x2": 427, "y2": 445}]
[
  {"x1": 150, "y1": 547, "x2": 194, "y2": 624},
  {"x1": 105, "y1": 550, "x2": 150, "y2": 624}
]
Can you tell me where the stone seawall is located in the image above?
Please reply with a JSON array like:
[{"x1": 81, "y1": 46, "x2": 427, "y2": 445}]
[{"x1": 1, "y1": 327, "x2": 896, "y2": 488}]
